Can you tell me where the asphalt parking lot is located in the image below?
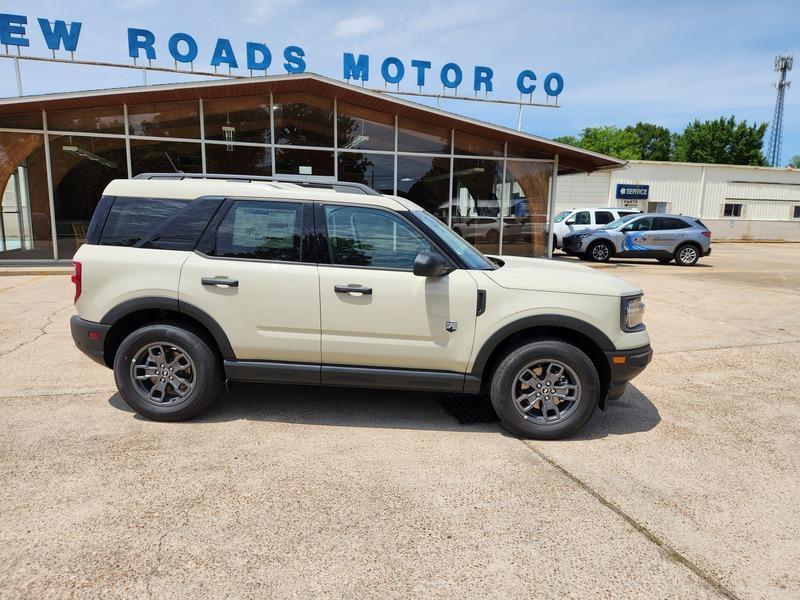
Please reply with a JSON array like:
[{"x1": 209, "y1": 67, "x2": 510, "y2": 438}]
[{"x1": 1, "y1": 243, "x2": 798, "y2": 599}]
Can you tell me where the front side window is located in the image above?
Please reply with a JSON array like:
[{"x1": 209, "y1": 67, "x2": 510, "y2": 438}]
[
  {"x1": 324, "y1": 205, "x2": 430, "y2": 270},
  {"x1": 601, "y1": 214, "x2": 638, "y2": 229},
  {"x1": 215, "y1": 201, "x2": 303, "y2": 262},
  {"x1": 573, "y1": 211, "x2": 590, "y2": 225},
  {"x1": 595, "y1": 211, "x2": 614, "y2": 225},
  {"x1": 554, "y1": 210, "x2": 572, "y2": 223},
  {"x1": 625, "y1": 217, "x2": 653, "y2": 232}
]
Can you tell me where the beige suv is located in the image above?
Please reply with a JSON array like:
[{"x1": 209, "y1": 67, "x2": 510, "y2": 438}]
[{"x1": 70, "y1": 174, "x2": 652, "y2": 440}]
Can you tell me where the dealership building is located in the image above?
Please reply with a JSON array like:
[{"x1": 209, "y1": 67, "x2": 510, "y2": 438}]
[
  {"x1": 0, "y1": 73, "x2": 627, "y2": 263},
  {"x1": 1, "y1": 72, "x2": 798, "y2": 265}
]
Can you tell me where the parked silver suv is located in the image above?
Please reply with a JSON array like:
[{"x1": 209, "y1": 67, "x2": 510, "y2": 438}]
[{"x1": 562, "y1": 214, "x2": 712, "y2": 265}]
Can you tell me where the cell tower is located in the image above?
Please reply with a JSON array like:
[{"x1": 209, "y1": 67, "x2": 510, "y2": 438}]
[{"x1": 766, "y1": 54, "x2": 792, "y2": 167}]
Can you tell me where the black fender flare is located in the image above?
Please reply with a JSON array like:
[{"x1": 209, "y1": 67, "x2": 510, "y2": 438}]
[
  {"x1": 100, "y1": 296, "x2": 236, "y2": 360},
  {"x1": 469, "y1": 314, "x2": 615, "y2": 379}
]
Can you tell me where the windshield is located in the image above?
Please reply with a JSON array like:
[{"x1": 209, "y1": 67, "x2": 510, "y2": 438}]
[
  {"x1": 554, "y1": 210, "x2": 572, "y2": 223},
  {"x1": 601, "y1": 214, "x2": 639, "y2": 229},
  {"x1": 414, "y1": 211, "x2": 496, "y2": 270}
]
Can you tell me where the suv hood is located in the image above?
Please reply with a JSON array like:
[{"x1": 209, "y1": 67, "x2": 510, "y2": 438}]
[{"x1": 485, "y1": 255, "x2": 641, "y2": 297}]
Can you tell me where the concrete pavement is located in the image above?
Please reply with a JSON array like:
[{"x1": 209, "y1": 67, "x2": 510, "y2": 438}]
[{"x1": 1, "y1": 243, "x2": 798, "y2": 598}]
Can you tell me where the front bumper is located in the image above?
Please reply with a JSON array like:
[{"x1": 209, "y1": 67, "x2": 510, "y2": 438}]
[
  {"x1": 604, "y1": 344, "x2": 653, "y2": 401},
  {"x1": 562, "y1": 237, "x2": 586, "y2": 253},
  {"x1": 70, "y1": 315, "x2": 111, "y2": 366}
]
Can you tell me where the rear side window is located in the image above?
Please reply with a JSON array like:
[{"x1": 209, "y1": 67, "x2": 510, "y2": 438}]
[
  {"x1": 595, "y1": 211, "x2": 614, "y2": 225},
  {"x1": 655, "y1": 217, "x2": 691, "y2": 230},
  {"x1": 214, "y1": 200, "x2": 303, "y2": 262},
  {"x1": 142, "y1": 197, "x2": 224, "y2": 251},
  {"x1": 99, "y1": 197, "x2": 188, "y2": 247}
]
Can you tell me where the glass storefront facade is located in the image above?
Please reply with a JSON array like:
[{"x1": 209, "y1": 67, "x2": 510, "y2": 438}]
[{"x1": 0, "y1": 92, "x2": 554, "y2": 261}]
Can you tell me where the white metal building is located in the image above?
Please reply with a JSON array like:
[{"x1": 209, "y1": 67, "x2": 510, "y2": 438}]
[{"x1": 556, "y1": 160, "x2": 800, "y2": 241}]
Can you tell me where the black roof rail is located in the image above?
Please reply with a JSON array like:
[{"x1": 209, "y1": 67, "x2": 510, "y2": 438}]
[{"x1": 132, "y1": 172, "x2": 382, "y2": 196}]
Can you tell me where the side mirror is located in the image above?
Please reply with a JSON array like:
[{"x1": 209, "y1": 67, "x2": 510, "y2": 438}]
[
  {"x1": 565, "y1": 219, "x2": 576, "y2": 225},
  {"x1": 413, "y1": 252, "x2": 452, "y2": 277}
]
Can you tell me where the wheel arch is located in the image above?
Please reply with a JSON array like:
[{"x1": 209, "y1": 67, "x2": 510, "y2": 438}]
[
  {"x1": 100, "y1": 297, "x2": 235, "y2": 368},
  {"x1": 587, "y1": 237, "x2": 616, "y2": 256},
  {"x1": 471, "y1": 316, "x2": 613, "y2": 407}
]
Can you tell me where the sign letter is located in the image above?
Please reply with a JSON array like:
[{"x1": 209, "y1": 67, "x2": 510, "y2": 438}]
[
  {"x1": 343, "y1": 53, "x2": 369, "y2": 81},
  {"x1": 516, "y1": 69, "x2": 536, "y2": 94},
  {"x1": 381, "y1": 57, "x2": 404, "y2": 84},
  {"x1": 410, "y1": 59, "x2": 431, "y2": 87},
  {"x1": 283, "y1": 46, "x2": 306, "y2": 74},
  {"x1": 37, "y1": 18, "x2": 81, "y2": 52},
  {"x1": 168, "y1": 32, "x2": 198, "y2": 63},
  {"x1": 211, "y1": 38, "x2": 239, "y2": 69},
  {"x1": 440, "y1": 63, "x2": 463, "y2": 89},
  {"x1": 0, "y1": 14, "x2": 29, "y2": 47},
  {"x1": 543, "y1": 72, "x2": 564, "y2": 97},
  {"x1": 473, "y1": 66, "x2": 493, "y2": 92},
  {"x1": 246, "y1": 42, "x2": 271, "y2": 70},
  {"x1": 128, "y1": 28, "x2": 156, "y2": 59}
]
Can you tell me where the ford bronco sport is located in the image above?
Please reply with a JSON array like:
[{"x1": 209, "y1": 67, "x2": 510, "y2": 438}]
[{"x1": 70, "y1": 174, "x2": 652, "y2": 440}]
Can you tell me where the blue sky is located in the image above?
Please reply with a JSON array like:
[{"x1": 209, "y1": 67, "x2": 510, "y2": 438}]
[{"x1": 1, "y1": 0, "x2": 798, "y2": 163}]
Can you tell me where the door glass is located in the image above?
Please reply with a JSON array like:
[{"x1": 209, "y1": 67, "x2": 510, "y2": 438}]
[
  {"x1": 215, "y1": 201, "x2": 303, "y2": 262},
  {"x1": 595, "y1": 211, "x2": 614, "y2": 225},
  {"x1": 627, "y1": 217, "x2": 653, "y2": 231},
  {"x1": 573, "y1": 211, "x2": 590, "y2": 225},
  {"x1": 324, "y1": 205, "x2": 430, "y2": 270},
  {"x1": 655, "y1": 217, "x2": 690, "y2": 230}
]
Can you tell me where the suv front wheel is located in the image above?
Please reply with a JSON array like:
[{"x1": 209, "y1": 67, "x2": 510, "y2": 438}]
[
  {"x1": 113, "y1": 324, "x2": 223, "y2": 421},
  {"x1": 490, "y1": 340, "x2": 599, "y2": 439}
]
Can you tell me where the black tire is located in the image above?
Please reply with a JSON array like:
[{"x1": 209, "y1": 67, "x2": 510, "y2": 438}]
[
  {"x1": 490, "y1": 340, "x2": 600, "y2": 440},
  {"x1": 657, "y1": 257, "x2": 673, "y2": 264},
  {"x1": 113, "y1": 324, "x2": 223, "y2": 421},
  {"x1": 588, "y1": 240, "x2": 613, "y2": 262},
  {"x1": 674, "y1": 243, "x2": 700, "y2": 266}
]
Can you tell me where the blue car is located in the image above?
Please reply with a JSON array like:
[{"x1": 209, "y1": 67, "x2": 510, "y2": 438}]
[{"x1": 562, "y1": 213, "x2": 712, "y2": 266}]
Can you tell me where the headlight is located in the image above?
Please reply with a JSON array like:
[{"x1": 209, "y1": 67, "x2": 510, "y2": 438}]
[{"x1": 621, "y1": 295, "x2": 645, "y2": 331}]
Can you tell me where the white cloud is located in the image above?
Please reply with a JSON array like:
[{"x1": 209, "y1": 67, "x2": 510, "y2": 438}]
[
  {"x1": 242, "y1": 0, "x2": 297, "y2": 24},
  {"x1": 332, "y1": 15, "x2": 383, "y2": 39}
]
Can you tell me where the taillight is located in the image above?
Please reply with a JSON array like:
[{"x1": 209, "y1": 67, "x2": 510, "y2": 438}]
[
  {"x1": 71, "y1": 261, "x2": 82, "y2": 303},
  {"x1": 702, "y1": 231, "x2": 712, "y2": 238}
]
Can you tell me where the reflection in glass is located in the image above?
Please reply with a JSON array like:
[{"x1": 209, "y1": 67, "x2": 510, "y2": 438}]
[
  {"x1": 395, "y1": 154, "x2": 450, "y2": 217},
  {"x1": 397, "y1": 117, "x2": 450, "y2": 154},
  {"x1": 453, "y1": 131, "x2": 504, "y2": 157},
  {"x1": 0, "y1": 132, "x2": 53, "y2": 259},
  {"x1": 450, "y1": 158, "x2": 504, "y2": 254},
  {"x1": 203, "y1": 96, "x2": 270, "y2": 144},
  {"x1": 274, "y1": 148, "x2": 334, "y2": 176},
  {"x1": 130, "y1": 139, "x2": 202, "y2": 175},
  {"x1": 503, "y1": 161, "x2": 551, "y2": 257},
  {"x1": 0, "y1": 112, "x2": 42, "y2": 130},
  {"x1": 273, "y1": 92, "x2": 334, "y2": 147},
  {"x1": 506, "y1": 143, "x2": 551, "y2": 160},
  {"x1": 127, "y1": 100, "x2": 201, "y2": 138},
  {"x1": 337, "y1": 102, "x2": 395, "y2": 151},
  {"x1": 47, "y1": 106, "x2": 125, "y2": 134},
  {"x1": 205, "y1": 143, "x2": 271, "y2": 176},
  {"x1": 49, "y1": 135, "x2": 128, "y2": 258},
  {"x1": 338, "y1": 152, "x2": 394, "y2": 194}
]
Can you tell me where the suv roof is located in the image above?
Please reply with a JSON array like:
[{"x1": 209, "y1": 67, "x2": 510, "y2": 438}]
[{"x1": 103, "y1": 178, "x2": 422, "y2": 211}]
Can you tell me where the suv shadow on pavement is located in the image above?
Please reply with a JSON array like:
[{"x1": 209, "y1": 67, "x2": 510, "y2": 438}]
[{"x1": 107, "y1": 383, "x2": 660, "y2": 440}]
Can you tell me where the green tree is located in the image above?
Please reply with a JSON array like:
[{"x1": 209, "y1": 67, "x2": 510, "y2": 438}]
[
  {"x1": 624, "y1": 122, "x2": 672, "y2": 161},
  {"x1": 788, "y1": 155, "x2": 800, "y2": 168},
  {"x1": 671, "y1": 116, "x2": 768, "y2": 166}
]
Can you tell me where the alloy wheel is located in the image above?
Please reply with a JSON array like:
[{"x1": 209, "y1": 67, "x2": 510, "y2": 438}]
[
  {"x1": 511, "y1": 359, "x2": 582, "y2": 425},
  {"x1": 678, "y1": 246, "x2": 697, "y2": 264},
  {"x1": 130, "y1": 342, "x2": 196, "y2": 406}
]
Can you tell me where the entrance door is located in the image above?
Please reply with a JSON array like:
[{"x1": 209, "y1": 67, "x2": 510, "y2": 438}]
[
  {"x1": 317, "y1": 203, "x2": 478, "y2": 375},
  {"x1": 178, "y1": 199, "x2": 321, "y2": 363}
]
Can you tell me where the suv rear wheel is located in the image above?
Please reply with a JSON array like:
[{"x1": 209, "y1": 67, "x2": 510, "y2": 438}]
[
  {"x1": 674, "y1": 243, "x2": 700, "y2": 266},
  {"x1": 490, "y1": 340, "x2": 599, "y2": 439},
  {"x1": 113, "y1": 324, "x2": 223, "y2": 421}
]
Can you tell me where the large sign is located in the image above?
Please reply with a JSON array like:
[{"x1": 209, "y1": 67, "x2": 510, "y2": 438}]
[
  {"x1": 616, "y1": 184, "x2": 649, "y2": 201},
  {"x1": 0, "y1": 13, "x2": 565, "y2": 99}
]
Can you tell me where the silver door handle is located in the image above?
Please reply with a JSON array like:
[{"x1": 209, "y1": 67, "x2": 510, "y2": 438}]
[{"x1": 202, "y1": 277, "x2": 238, "y2": 288}]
